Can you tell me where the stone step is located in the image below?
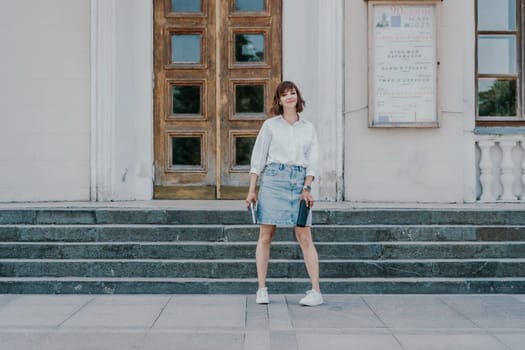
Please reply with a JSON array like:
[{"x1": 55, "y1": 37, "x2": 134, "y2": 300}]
[
  {"x1": 2, "y1": 225, "x2": 525, "y2": 242},
  {"x1": 0, "y1": 241, "x2": 524, "y2": 259},
  {"x1": 3, "y1": 208, "x2": 525, "y2": 225},
  {"x1": 2, "y1": 207, "x2": 525, "y2": 294},
  {"x1": 0, "y1": 277, "x2": 524, "y2": 294},
  {"x1": 1, "y1": 259, "x2": 524, "y2": 278}
]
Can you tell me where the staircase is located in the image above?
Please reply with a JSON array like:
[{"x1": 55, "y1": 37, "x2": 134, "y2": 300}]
[{"x1": 1, "y1": 207, "x2": 525, "y2": 294}]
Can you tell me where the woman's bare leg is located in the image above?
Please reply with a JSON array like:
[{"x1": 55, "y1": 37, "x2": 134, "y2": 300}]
[
  {"x1": 256, "y1": 224, "x2": 276, "y2": 289},
  {"x1": 294, "y1": 226, "x2": 320, "y2": 292}
]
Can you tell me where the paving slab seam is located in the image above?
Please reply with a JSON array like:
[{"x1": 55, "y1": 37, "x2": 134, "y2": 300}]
[
  {"x1": 149, "y1": 295, "x2": 172, "y2": 329},
  {"x1": 385, "y1": 328, "x2": 525, "y2": 334},
  {"x1": 386, "y1": 327, "x2": 523, "y2": 350},
  {"x1": 484, "y1": 333, "x2": 514, "y2": 350},
  {"x1": 6, "y1": 327, "x2": 512, "y2": 336},
  {"x1": 268, "y1": 296, "x2": 294, "y2": 330},
  {"x1": 492, "y1": 335, "x2": 517, "y2": 350},
  {"x1": 1, "y1": 327, "x2": 523, "y2": 334},
  {"x1": 359, "y1": 296, "x2": 389, "y2": 329},
  {"x1": 0, "y1": 328, "x2": 269, "y2": 334},
  {"x1": 436, "y1": 295, "x2": 484, "y2": 329},
  {"x1": 484, "y1": 329, "x2": 525, "y2": 333},
  {"x1": 0, "y1": 327, "x2": 387, "y2": 334},
  {"x1": 55, "y1": 296, "x2": 95, "y2": 329},
  {"x1": 294, "y1": 328, "x2": 387, "y2": 335},
  {"x1": 243, "y1": 295, "x2": 249, "y2": 329},
  {"x1": 358, "y1": 296, "x2": 408, "y2": 349}
]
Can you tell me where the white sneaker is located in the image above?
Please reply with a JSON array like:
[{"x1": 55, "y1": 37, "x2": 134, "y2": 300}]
[
  {"x1": 256, "y1": 287, "x2": 269, "y2": 304},
  {"x1": 299, "y1": 289, "x2": 323, "y2": 306}
]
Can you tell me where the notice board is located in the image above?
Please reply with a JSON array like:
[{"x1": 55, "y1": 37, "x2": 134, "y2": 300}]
[{"x1": 368, "y1": 1, "x2": 440, "y2": 127}]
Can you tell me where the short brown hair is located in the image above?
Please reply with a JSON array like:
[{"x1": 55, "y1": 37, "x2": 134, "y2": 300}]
[{"x1": 269, "y1": 81, "x2": 306, "y2": 116}]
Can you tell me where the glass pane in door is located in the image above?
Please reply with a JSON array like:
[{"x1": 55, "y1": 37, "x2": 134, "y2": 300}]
[
  {"x1": 171, "y1": 34, "x2": 201, "y2": 63},
  {"x1": 172, "y1": 0, "x2": 201, "y2": 12},
  {"x1": 172, "y1": 137, "x2": 202, "y2": 166},
  {"x1": 235, "y1": 85, "x2": 264, "y2": 113},
  {"x1": 172, "y1": 85, "x2": 201, "y2": 115},
  {"x1": 235, "y1": 137, "x2": 256, "y2": 166},
  {"x1": 235, "y1": 34, "x2": 264, "y2": 62},
  {"x1": 235, "y1": 0, "x2": 264, "y2": 12}
]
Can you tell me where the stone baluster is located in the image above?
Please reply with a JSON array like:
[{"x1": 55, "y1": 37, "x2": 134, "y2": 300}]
[
  {"x1": 499, "y1": 140, "x2": 517, "y2": 201},
  {"x1": 478, "y1": 140, "x2": 495, "y2": 202}
]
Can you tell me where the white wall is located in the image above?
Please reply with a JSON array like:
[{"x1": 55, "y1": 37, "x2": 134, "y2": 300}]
[
  {"x1": 0, "y1": 0, "x2": 476, "y2": 203},
  {"x1": 0, "y1": 0, "x2": 91, "y2": 202},
  {"x1": 344, "y1": 0, "x2": 474, "y2": 202}
]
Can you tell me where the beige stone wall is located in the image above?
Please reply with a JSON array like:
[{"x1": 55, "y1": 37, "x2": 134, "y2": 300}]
[
  {"x1": 344, "y1": 0, "x2": 476, "y2": 202},
  {"x1": 0, "y1": 0, "x2": 91, "y2": 201}
]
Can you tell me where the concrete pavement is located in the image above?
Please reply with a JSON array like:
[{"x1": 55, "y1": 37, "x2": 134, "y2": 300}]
[{"x1": 0, "y1": 294, "x2": 524, "y2": 349}]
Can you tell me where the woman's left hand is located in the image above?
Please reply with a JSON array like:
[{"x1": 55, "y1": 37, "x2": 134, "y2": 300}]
[{"x1": 300, "y1": 191, "x2": 314, "y2": 208}]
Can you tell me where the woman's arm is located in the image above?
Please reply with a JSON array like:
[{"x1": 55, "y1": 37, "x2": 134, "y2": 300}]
[
  {"x1": 300, "y1": 175, "x2": 315, "y2": 208},
  {"x1": 245, "y1": 172, "x2": 259, "y2": 208}
]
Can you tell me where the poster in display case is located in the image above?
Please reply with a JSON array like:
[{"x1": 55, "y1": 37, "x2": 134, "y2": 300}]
[{"x1": 368, "y1": 0, "x2": 441, "y2": 127}]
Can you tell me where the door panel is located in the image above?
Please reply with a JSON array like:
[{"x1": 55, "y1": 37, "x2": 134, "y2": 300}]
[
  {"x1": 154, "y1": 0, "x2": 217, "y2": 199},
  {"x1": 219, "y1": 0, "x2": 281, "y2": 196},
  {"x1": 154, "y1": 0, "x2": 281, "y2": 199}
]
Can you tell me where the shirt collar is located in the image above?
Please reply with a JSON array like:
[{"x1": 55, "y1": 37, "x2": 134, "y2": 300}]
[{"x1": 279, "y1": 114, "x2": 305, "y2": 125}]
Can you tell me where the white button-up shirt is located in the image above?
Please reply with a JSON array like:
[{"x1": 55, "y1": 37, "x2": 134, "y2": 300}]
[{"x1": 250, "y1": 115, "x2": 319, "y2": 178}]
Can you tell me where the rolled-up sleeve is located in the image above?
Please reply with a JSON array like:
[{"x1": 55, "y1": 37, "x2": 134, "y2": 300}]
[
  {"x1": 305, "y1": 125, "x2": 319, "y2": 178},
  {"x1": 249, "y1": 121, "x2": 271, "y2": 176}
]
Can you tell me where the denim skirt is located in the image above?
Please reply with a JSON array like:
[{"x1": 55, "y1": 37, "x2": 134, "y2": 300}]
[{"x1": 257, "y1": 163, "x2": 312, "y2": 227}]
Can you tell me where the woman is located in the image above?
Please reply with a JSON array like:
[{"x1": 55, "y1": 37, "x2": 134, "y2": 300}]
[{"x1": 245, "y1": 81, "x2": 323, "y2": 306}]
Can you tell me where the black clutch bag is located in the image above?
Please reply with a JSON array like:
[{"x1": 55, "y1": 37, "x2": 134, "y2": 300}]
[{"x1": 296, "y1": 199, "x2": 310, "y2": 227}]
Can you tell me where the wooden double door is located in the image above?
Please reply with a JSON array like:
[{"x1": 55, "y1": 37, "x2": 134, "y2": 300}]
[{"x1": 154, "y1": 0, "x2": 282, "y2": 199}]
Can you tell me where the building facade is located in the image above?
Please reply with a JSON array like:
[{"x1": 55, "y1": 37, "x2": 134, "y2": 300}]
[{"x1": 0, "y1": 0, "x2": 523, "y2": 203}]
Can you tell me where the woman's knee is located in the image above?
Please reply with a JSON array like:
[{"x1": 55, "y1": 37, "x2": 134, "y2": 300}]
[
  {"x1": 295, "y1": 227, "x2": 313, "y2": 247},
  {"x1": 258, "y1": 225, "x2": 276, "y2": 245}
]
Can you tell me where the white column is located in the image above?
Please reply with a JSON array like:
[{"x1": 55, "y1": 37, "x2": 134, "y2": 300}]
[
  {"x1": 461, "y1": 0, "x2": 477, "y2": 203},
  {"x1": 478, "y1": 140, "x2": 495, "y2": 202},
  {"x1": 500, "y1": 140, "x2": 516, "y2": 201},
  {"x1": 90, "y1": 0, "x2": 116, "y2": 201},
  {"x1": 283, "y1": 0, "x2": 344, "y2": 201},
  {"x1": 315, "y1": 0, "x2": 344, "y2": 201},
  {"x1": 112, "y1": 0, "x2": 154, "y2": 200},
  {"x1": 90, "y1": 0, "x2": 154, "y2": 201}
]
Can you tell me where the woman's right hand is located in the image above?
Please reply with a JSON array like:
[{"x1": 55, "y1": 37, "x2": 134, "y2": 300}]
[{"x1": 245, "y1": 191, "x2": 257, "y2": 208}]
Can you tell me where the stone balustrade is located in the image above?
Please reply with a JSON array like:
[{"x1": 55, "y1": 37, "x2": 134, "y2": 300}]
[{"x1": 476, "y1": 135, "x2": 525, "y2": 202}]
